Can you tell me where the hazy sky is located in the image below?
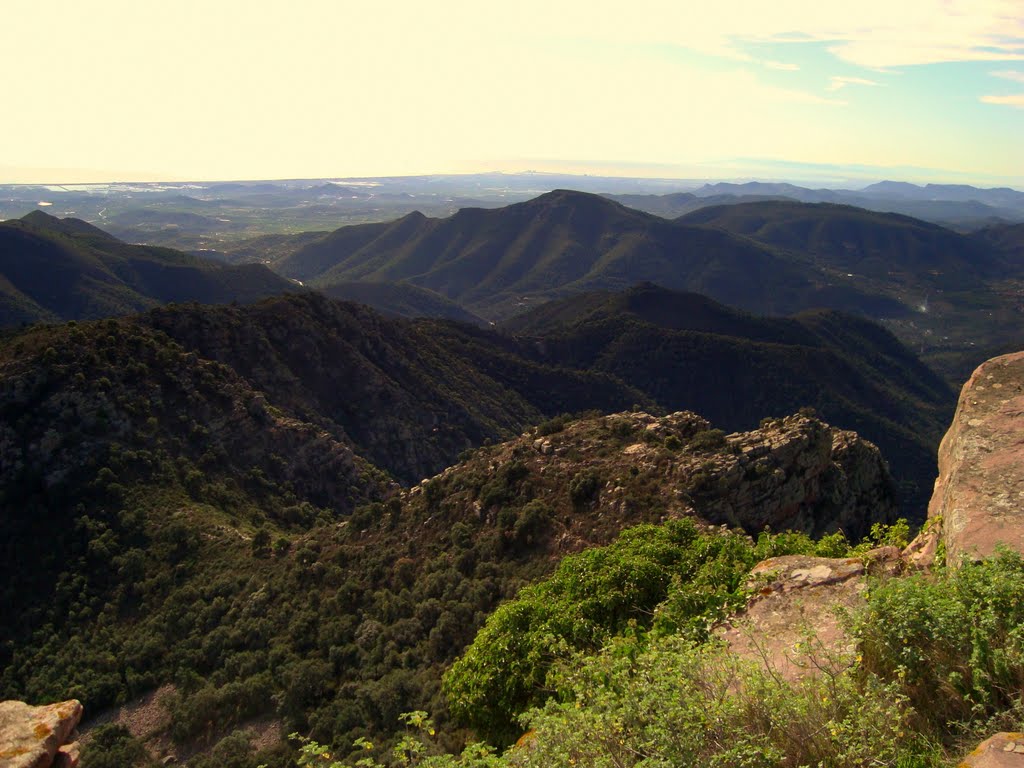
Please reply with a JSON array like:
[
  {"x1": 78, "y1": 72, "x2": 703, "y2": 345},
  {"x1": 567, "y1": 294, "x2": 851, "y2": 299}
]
[{"x1": 3, "y1": 0, "x2": 1023, "y2": 186}]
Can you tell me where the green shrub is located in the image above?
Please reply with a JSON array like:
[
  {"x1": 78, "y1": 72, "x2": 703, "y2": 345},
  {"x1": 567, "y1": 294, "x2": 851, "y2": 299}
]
[
  {"x1": 687, "y1": 429, "x2": 727, "y2": 452},
  {"x1": 853, "y1": 519, "x2": 911, "y2": 552},
  {"x1": 512, "y1": 637, "x2": 938, "y2": 768},
  {"x1": 252, "y1": 528, "x2": 272, "y2": 558},
  {"x1": 536, "y1": 414, "x2": 571, "y2": 437},
  {"x1": 80, "y1": 724, "x2": 156, "y2": 768},
  {"x1": 188, "y1": 730, "x2": 257, "y2": 768},
  {"x1": 855, "y1": 550, "x2": 1024, "y2": 742},
  {"x1": 442, "y1": 519, "x2": 828, "y2": 745},
  {"x1": 512, "y1": 500, "x2": 552, "y2": 549},
  {"x1": 568, "y1": 469, "x2": 601, "y2": 508}
]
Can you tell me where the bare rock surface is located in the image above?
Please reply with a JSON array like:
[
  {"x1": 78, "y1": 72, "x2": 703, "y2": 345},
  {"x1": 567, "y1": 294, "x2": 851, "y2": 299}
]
[
  {"x1": 924, "y1": 351, "x2": 1024, "y2": 565},
  {"x1": 0, "y1": 700, "x2": 82, "y2": 768},
  {"x1": 717, "y1": 548, "x2": 901, "y2": 681},
  {"x1": 692, "y1": 415, "x2": 897, "y2": 539},
  {"x1": 960, "y1": 732, "x2": 1024, "y2": 767}
]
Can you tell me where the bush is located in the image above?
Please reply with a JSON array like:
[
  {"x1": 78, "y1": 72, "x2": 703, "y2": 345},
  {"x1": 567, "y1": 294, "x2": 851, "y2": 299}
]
[
  {"x1": 568, "y1": 469, "x2": 601, "y2": 508},
  {"x1": 512, "y1": 637, "x2": 938, "y2": 768},
  {"x1": 512, "y1": 500, "x2": 552, "y2": 549},
  {"x1": 687, "y1": 429, "x2": 727, "y2": 452},
  {"x1": 80, "y1": 724, "x2": 156, "y2": 768},
  {"x1": 536, "y1": 414, "x2": 571, "y2": 437},
  {"x1": 855, "y1": 550, "x2": 1024, "y2": 742},
  {"x1": 442, "y1": 519, "x2": 830, "y2": 745},
  {"x1": 188, "y1": 730, "x2": 257, "y2": 768}
]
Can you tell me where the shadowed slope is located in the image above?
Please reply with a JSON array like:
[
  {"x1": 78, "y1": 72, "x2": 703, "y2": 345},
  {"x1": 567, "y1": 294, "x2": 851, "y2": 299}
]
[{"x1": 0, "y1": 211, "x2": 296, "y2": 326}]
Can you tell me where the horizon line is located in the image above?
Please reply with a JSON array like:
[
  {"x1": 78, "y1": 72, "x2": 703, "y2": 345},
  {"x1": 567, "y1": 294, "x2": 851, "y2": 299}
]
[{"x1": 2, "y1": 169, "x2": 1022, "y2": 193}]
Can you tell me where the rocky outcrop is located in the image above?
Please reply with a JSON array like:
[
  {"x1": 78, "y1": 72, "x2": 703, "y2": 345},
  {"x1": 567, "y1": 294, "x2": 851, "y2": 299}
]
[
  {"x1": 413, "y1": 410, "x2": 899, "y2": 556},
  {"x1": 717, "y1": 548, "x2": 902, "y2": 681},
  {"x1": 691, "y1": 415, "x2": 897, "y2": 539},
  {"x1": 960, "y1": 732, "x2": 1024, "y2": 767},
  {"x1": 921, "y1": 351, "x2": 1024, "y2": 565},
  {"x1": 0, "y1": 700, "x2": 82, "y2": 768}
]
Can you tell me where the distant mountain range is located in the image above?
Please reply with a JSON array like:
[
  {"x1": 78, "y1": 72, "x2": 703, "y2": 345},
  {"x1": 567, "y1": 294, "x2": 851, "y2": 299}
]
[
  {"x1": 605, "y1": 180, "x2": 1024, "y2": 228},
  {"x1": 4, "y1": 192, "x2": 1023, "y2": 385},
  {"x1": 677, "y1": 200, "x2": 1003, "y2": 291},
  {"x1": 208, "y1": 189, "x2": 1023, "y2": 382},
  {"x1": 257, "y1": 190, "x2": 906, "y2": 321},
  {"x1": 3, "y1": 174, "x2": 1020, "y2": 256}
]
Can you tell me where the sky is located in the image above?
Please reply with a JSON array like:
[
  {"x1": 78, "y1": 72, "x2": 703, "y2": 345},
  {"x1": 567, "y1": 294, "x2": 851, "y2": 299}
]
[{"x1": 2, "y1": 0, "x2": 1023, "y2": 187}]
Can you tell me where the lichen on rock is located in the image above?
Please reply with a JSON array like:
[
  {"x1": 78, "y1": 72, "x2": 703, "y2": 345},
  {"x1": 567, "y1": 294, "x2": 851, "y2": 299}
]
[{"x1": 0, "y1": 700, "x2": 82, "y2": 768}]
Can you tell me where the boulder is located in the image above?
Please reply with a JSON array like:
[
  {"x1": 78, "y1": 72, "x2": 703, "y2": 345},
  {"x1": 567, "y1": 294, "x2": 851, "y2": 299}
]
[
  {"x1": 0, "y1": 700, "x2": 82, "y2": 768},
  {"x1": 717, "y1": 548, "x2": 901, "y2": 681},
  {"x1": 921, "y1": 351, "x2": 1024, "y2": 566},
  {"x1": 959, "y1": 732, "x2": 1024, "y2": 767},
  {"x1": 54, "y1": 742, "x2": 80, "y2": 768}
]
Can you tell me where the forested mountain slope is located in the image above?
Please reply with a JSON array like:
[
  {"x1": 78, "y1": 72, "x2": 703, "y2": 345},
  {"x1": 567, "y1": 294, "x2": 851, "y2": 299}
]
[
  {"x1": 261, "y1": 190, "x2": 904, "y2": 320},
  {"x1": 0, "y1": 211, "x2": 295, "y2": 326}
]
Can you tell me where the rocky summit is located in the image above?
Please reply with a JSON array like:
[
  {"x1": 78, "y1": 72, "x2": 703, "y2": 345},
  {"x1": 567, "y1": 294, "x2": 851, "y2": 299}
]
[{"x1": 414, "y1": 409, "x2": 898, "y2": 554}]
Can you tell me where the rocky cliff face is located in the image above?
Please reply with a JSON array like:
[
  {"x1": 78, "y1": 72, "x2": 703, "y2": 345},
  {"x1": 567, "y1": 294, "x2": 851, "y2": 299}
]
[
  {"x1": 0, "y1": 700, "x2": 81, "y2": 768},
  {"x1": 922, "y1": 350, "x2": 1024, "y2": 564},
  {"x1": 689, "y1": 415, "x2": 896, "y2": 539}
]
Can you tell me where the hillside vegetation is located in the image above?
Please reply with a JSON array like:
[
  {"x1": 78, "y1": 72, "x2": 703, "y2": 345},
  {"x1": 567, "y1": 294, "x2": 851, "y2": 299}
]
[
  {"x1": 254, "y1": 191, "x2": 904, "y2": 321},
  {"x1": 205, "y1": 190, "x2": 1024, "y2": 382},
  {"x1": 0, "y1": 294, "x2": 914, "y2": 766},
  {"x1": 2, "y1": 183, "x2": 1021, "y2": 768},
  {"x1": 498, "y1": 284, "x2": 952, "y2": 511},
  {"x1": 1, "y1": 332, "x2": 897, "y2": 765}
]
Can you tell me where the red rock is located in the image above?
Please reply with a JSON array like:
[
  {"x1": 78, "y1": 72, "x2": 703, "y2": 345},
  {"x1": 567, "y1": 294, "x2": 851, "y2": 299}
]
[
  {"x1": 0, "y1": 700, "x2": 82, "y2": 768},
  {"x1": 924, "y1": 351, "x2": 1024, "y2": 566},
  {"x1": 717, "y1": 551, "x2": 901, "y2": 681},
  {"x1": 959, "y1": 732, "x2": 1024, "y2": 767}
]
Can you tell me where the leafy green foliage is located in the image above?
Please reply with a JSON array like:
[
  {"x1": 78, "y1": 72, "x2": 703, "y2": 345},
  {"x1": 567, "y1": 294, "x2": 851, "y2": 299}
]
[
  {"x1": 80, "y1": 724, "x2": 158, "y2": 768},
  {"x1": 289, "y1": 712, "x2": 502, "y2": 768},
  {"x1": 442, "y1": 519, "x2": 848, "y2": 745},
  {"x1": 856, "y1": 550, "x2": 1024, "y2": 741},
  {"x1": 687, "y1": 428, "x2": 728, "y2": 452},
  {"x1": 567, "y1": 469, "x2": 601, "y2": 508},
  {"x1": 507, "y1": 637, "x2": 937, "y2": 768},
  {"x1": 295, "y1": 640, "x2": 941, "y2": 768}
]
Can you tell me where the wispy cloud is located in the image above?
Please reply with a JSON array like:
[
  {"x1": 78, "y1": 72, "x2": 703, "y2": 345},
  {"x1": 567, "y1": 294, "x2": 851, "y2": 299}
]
[
  {"x1": 827, "y1": 76, "x2": 882, "y2": 92},
  {"x1": 764, "y1": 60, "x2": 800, "y2": 71},
  {"x1": 537, "y1": 1, "x2": 1024, "y2": 69},
  {"x1": 992, "y1": 70, "x2": 1024, "y2": 83},
  {"x1": 980, "y1": 93, "x2": 1024, "y2": 107}
]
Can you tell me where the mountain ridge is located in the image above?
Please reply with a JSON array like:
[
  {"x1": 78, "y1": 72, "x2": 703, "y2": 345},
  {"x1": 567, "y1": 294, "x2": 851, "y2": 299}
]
[
  {"x1": 265, "y1": 190, "x2": 905, "y2": 321},
  {"x1": 0, "y1": 211, "x2": 297, "y2": 326}
]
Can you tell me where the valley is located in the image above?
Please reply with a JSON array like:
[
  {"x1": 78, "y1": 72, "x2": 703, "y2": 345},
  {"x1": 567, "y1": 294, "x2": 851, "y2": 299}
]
[
  {"x1": 6, "y1": 4, "x2": 1024, "y2": 766},
  {"x1": 0, "y1": 177, "x2": 1022, "y2": 768}
]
